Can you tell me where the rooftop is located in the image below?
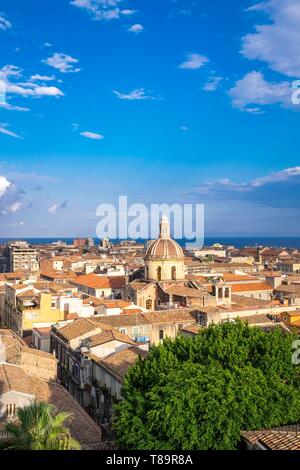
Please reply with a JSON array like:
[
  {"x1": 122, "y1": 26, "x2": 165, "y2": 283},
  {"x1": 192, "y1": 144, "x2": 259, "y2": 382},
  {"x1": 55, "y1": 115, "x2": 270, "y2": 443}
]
[
  {"x1": 0, "y1": 363, "x2": 102, "y2": 447},
  {"x1": 91, "y1": 346, "x2": 148, "y2": 381}
]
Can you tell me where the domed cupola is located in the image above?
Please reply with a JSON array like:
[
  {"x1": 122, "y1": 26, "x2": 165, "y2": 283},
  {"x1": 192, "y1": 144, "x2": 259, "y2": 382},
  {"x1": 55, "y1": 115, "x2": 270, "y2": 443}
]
[{"x1": 144, "y1": 216, "x2": 185, "y2": 281}]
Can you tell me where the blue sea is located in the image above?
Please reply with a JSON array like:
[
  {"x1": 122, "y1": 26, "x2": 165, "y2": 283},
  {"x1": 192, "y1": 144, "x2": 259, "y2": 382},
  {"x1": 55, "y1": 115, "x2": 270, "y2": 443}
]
[{"x1": 1, "y1": 237, "x2": 300, "y2": 249}]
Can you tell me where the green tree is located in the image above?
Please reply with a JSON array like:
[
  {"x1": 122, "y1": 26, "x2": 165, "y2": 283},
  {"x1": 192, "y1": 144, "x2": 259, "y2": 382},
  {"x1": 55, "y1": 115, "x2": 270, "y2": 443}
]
[
  {"x1": 114, "y1": 321, "x2": 300, "y2": 450},
  {"x1": 5, "y1": 401, "x2": 81, "y2": 450}
]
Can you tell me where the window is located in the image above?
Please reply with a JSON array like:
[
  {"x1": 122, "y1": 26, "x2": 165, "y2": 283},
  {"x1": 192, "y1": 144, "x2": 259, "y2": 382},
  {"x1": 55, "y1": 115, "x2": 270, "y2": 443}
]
[
  {"x1": 157, "y1": 267, "x2": 162, "y2": 281},
  {"x1": 225, "y1": 288, "x2": 230, "y2": 298},
  {"x1": 120, "y1": 328, "x2": 127, "y2": 335},
  {"x1": 171, "y1": 266, "x2": 176, "y2": 280},
  {"x1": 133, "y1": 327, "x2": 140, "y2": 337},
  {"x1": 146, "y1": 299, "x2": 152, "y2": 310},
  {"x1": 6, "y1": 404, "x2": 16, "y2": 418},
  {"x1": 159, "y1": 329, "x2": 164, "y2": 341},
  {"x1": 218, "y1": 288, "x2": 223, "y2": 298}
]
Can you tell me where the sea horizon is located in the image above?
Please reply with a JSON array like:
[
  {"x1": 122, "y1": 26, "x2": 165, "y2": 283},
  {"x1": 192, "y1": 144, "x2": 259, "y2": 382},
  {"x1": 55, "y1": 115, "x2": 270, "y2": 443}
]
[{"x1": 1, "y1": 236, "x2": 300, "y2": 249}]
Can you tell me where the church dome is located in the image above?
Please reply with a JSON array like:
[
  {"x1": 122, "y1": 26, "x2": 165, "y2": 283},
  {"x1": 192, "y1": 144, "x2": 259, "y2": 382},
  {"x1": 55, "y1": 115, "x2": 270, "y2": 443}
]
[
  {"x1": 145, "y1": 216, "x2": 184, "y2": 261},
  {"x1": 145, "y1": 238, "x2": 184, "y2": 260}
]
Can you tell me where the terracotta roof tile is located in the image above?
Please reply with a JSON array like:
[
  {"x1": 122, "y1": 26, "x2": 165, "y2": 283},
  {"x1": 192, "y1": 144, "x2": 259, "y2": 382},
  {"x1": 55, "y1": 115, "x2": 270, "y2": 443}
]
[
  {"x1": 231, "y1": 282, "x2": 273, "y2": 293},
  {"x1": 0, "y1": 363, "x2": 102, "y2": 447},
  {"x1": 91, "y1": 346, "x2": 148, "y2": 381}
]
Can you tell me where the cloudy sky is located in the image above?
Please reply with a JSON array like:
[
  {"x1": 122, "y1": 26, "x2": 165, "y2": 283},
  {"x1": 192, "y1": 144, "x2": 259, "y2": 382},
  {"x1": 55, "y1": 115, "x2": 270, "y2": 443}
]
[{"x1": 0, "y1": 0, "x2": 300, "y2": 238}]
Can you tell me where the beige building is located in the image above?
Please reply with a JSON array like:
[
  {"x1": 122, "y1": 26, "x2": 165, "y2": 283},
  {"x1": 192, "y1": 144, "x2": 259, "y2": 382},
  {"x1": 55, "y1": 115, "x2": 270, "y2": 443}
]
[
  {"x1": 277, "y1": 260, "x2": 300, "y2": 274},
  {"x1": 3, "y1": 241, "x2": 38, "y2": 273}
]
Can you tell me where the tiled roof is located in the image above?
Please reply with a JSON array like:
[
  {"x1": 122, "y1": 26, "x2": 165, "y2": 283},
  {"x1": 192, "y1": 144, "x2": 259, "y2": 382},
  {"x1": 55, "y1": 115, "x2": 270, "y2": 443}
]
[
  {"x1": 16, "y1": 289, "x2": 36, "y2": 298},
  {"x1": 222, "y1": 273, "x2": 257, "y2": 282},
  {"x1": 275, "y1": 284, "x2": 300, "y2": 295},
  {"x1": 181, "y1": 325, "x2": 203, "y2": 335},
  {"x1": 231, "y1": 282, "x2": 273, "y2": 293},
  {"x1": 56, "y1": 318, "x2": 102, "y2": 341},
  {"x1": 129, "y1": 279, "x2": 153, "y2": 291},
  {"x1": 164, "y1": 285, "x2": 209, "y2": 298},
  {"x1": 72, "y1": 274, "x2": 126, "y2": 290},
  {"x1": 241, "y1": 429, "x2": 300, "y2": 450},
  {"x1": 91, "y1": 346, "x2": 148, "y2": 381},
  {"x1": 121, "y1": 308, "x2": 143, "y2": 315},
  {"x1": 8, "y1": 284, "x2": 30, "y2": 291},
  {"x1": 88, "y1": 330, "x2": 135, "y2": 348},
  {"x1": 101, "y1": 300, "x2": 132, "y2": 309},
  {"x1": 0, "y1": 363, "x2": 102, "y2": 447},
  {"x1": 232, "y1": 314, "x2": 272, "y2": 325},
  {"x1": 93, "y1": 313, "x2": 150, "y2": 328},
  {"x1": 231, "y1": 294, "x2": 272, "y2": 307},
  {"x1": 143, "y1": 310, "x2": 196, "y2": 324}
]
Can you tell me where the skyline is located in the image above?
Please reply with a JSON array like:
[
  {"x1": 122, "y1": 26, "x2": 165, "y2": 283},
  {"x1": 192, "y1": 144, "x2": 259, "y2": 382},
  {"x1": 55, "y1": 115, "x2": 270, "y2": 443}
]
[{"x1": 0, "y1": 0, "x2": 300, "y2": 237}]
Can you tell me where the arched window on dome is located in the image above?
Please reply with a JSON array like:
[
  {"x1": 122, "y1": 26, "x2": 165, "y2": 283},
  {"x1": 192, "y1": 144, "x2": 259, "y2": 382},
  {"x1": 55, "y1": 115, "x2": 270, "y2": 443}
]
[
  {"x1": 171, "y1": 266, "x2": 176, "y2": 280},
  {"x1": 157, "y1": 267, "x2": 162, "y2": 281}
]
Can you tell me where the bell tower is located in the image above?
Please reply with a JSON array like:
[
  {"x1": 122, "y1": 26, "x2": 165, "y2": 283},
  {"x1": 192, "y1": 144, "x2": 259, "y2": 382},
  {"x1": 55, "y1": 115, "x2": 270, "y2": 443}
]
[{"x1": 159, "y1": 215, "x2": 170, "y2": 239}]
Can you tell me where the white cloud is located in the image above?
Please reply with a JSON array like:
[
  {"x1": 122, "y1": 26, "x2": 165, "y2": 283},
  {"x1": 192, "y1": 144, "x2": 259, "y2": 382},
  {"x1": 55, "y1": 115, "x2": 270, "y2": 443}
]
[
  {"x1": 48, "y1": 204, "x2": 59, "y2": 214},
  {"x1": 0, "y1": 65, "x2": 64, "y2": 103},
  {"x1": 0, "y1": 102, "x2": 30, "y2": 112},
  {"x1": 121, "y1": 9, "x2": 136, "y2": 15},
  {"x1": 193, "y1": 166, "x2": 300, "y2": 195},
  {"x1": 43, "y1": 53, "x2": 81, "y2": 73},
  {"x1": 0, "y1": 65, "x2": 22, "y2": 79},
  {"x1": 9, "y1": 202, "x2": 23, "y2": 213},
  {"x1": 34, "y1": 86, "x2": 64, "y2": 97},
  {"x1": 179, "y1": 53, "x2": 209, "y2": 70},
  {"x1": 113, "y1": 88, "x2": 160, "y2": 100},
  {"x1": 251, "y1": 166, "x2": 300, "y2": 186},
  {"x1": 70, "y1": 0, "x2": 124, "y2": 20},
  {"x1": 203, "y1": 76, "x2": 223, "y2": 91},
  {"x1": 0, "y1": 123, "x2": 22, "y2": 139},
  {"x1": 48, "y1": 200, "x2": 70, "y2": 213},
  {"x1": 30, "y1": 74, "x2": 56, "y2": 81},
  {"x1": 128, "y1": 24, "x2": 144, "y2": 34},
  {"x1": 180, "y1": 126, "x2": 189, "y2": 131},
  {"x1": 0, "y1": 14, "x2": 11, "y2": 31},
  {"x1": 242, "y1": 0, "x2": 300, "y2": 78},
  {"x1": 0, "y1": 175, "x2": 11, "y2": 198},
  {"x1": 228, "y1": 71, "x2": 291, "y2": 112},
  {"x1": 80, "y1": 131, "x2": 104, "y2": 140},
  {"x1": 245, "y1": 2, "x2": 268, "y2": 12}
]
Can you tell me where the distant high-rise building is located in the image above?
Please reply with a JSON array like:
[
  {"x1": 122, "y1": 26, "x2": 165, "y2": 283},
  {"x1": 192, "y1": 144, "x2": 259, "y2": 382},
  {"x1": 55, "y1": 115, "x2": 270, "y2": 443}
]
[{"x1": 3, "y1": 241, "x2": 38, "y2": 273}]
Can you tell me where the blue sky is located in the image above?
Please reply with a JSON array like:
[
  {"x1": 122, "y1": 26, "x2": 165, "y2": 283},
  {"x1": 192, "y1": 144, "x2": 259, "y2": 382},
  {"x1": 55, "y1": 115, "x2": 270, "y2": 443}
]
[{"x1": 0, "y1": 0, "x2": 300, "y2": 238}]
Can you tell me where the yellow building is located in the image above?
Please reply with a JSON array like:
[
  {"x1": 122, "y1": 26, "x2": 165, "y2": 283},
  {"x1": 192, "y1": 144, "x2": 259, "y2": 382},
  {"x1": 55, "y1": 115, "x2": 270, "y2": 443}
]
[
  {"x1": 280, "y1": 311, "x2": 300, "y2": 325},
  {"x1": 5, "y1": 285, "x2": 66, "y2": 338}
]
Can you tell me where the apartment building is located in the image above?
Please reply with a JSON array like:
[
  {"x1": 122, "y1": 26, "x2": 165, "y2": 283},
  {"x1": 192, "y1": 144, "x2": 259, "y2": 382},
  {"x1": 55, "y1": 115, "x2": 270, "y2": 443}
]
[{"x1": 3, "y1": 241, "x2": 38, "y2": 273}]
